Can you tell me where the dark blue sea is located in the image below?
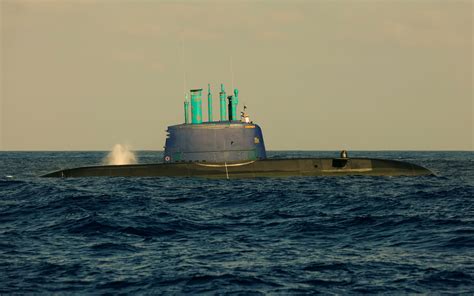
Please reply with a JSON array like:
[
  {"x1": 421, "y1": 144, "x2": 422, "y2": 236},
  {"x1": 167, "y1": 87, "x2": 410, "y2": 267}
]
[{"x1": 1, "y1": 151, "x2": 473, "y2": 294}]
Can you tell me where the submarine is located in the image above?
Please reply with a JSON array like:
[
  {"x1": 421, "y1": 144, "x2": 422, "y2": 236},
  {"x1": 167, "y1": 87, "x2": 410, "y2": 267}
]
[{"x1": 43, "y1": 84, "x2": 433, "y2": 178}]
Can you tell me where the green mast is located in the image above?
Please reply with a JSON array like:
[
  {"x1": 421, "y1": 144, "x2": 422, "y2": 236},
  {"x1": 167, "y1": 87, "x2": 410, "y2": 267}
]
[
  {"x1": 219, "y1": 84, "x2": 227, "y2": 121},
  {"x1": 184, "y1": 93, "x2": 190, "y2": 124},
  {"x1": 207, "y1": 84, "x2": 213, "y2": 122},
  {"x1": 190, "y1": 89, "x2": 203, "y2": 124},
  {"x1": 231, "y1": 88, "x2": 239, "y2": 121}
]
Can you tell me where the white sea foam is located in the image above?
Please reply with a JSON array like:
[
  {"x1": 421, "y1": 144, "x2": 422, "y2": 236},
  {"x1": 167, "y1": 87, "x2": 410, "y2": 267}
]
[{"x1": 103, "y1": 144, "x2": 137, "y2": 165}]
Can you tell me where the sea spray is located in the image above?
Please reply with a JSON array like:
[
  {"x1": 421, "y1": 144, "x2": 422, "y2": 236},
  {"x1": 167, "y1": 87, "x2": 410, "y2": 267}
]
[{"x1": 103, "y1": 144, "x2": 137, "y2": 165}]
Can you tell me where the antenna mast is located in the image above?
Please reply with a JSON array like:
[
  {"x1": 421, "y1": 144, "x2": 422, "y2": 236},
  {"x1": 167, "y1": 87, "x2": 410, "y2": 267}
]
[
  {"x1": 181, "y1": 36, "x2": 187, "y2": 96},
  {"x1": 230, "y1": 56, "x2": 234, "y2": 91}
]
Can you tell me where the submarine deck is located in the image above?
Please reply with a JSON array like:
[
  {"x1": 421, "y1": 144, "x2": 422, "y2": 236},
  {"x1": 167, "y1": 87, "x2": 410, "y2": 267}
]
[{"x1": 42, "y1": 158, "x2": 433, "y2": 178}]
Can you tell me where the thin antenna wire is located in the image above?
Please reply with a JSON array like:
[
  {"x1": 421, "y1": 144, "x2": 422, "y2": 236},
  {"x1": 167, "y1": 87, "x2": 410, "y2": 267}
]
[
  {"x1": 230, "y1": 56, "x2": 234, "y2": 91},
  {"x1": 180, "y1": 35, "x2": 187, "y2": 97}
]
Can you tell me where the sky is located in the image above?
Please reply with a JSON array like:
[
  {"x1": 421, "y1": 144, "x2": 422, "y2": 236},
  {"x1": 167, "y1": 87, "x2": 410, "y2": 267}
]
[{"x1": 1, "y1": 0, "x2": 472, "y2": 151}]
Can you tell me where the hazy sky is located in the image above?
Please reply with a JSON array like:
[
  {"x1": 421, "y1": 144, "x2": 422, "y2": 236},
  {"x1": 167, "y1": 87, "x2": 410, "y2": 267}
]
[{"x1": 1, "y1": 0, "x2": 472, "y2": 151}]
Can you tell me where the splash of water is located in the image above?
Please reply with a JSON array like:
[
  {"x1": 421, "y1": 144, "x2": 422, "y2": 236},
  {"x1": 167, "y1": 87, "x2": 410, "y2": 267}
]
[{"x1": 103, "y1": 144, "x2": 137, "y2": 165}]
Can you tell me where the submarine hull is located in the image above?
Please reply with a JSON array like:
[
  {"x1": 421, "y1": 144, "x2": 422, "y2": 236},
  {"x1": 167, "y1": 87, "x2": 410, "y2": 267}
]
[{"x1": 42, "y1": 158, "x2": 433, "y2": 178}]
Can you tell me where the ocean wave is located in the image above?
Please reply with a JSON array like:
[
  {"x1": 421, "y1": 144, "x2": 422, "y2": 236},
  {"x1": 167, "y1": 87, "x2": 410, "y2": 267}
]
[{"x1": 1, "y1": 151, "x2": 473, "y2": 293}]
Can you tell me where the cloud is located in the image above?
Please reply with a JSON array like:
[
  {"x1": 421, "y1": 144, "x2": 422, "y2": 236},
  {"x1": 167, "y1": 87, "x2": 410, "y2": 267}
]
[
  {"x1": 180, "y1": 27, "x2": 218, "y2": 41},
  {"x1": 118, "y1": 23, "x2": 163, "y2": 37},
  {"x1": 269, "y1": 9, "x2": 305, "y2": 24},
  {"x1": 108, "y1": 3, "x2": 305, "y2": 42},
  {"x1": 111, "y1": 49, "x2": 165, "y2": 72},
  {"x1": 380, "y1": 10, "x2": 470, "y2": 48},
  {"x1": 255, "y1": 30, "x2": 287, "y2": 41},
  {"x1": 334, "y1": 3, "x2": 471, "y2": 49}
]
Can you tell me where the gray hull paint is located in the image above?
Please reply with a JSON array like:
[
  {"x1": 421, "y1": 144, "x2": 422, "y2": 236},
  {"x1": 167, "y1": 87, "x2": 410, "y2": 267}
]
[
  {"x1": 42, "y1": 158, "x2": 433, "y2": 178},
  {"x1": 164, "y1": 122, "x2": 267, "y2": 163}
]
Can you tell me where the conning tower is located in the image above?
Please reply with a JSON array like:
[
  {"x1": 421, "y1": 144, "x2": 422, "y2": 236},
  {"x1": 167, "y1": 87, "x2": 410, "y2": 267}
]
[{"x1": 164, "y1": 84, "x2": 267, "y2": 163}]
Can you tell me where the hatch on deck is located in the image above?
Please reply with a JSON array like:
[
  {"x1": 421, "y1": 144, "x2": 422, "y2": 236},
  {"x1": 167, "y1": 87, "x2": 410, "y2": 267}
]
[{"x1": 332, "y1": 158, "x2": 349, "y2": 168}]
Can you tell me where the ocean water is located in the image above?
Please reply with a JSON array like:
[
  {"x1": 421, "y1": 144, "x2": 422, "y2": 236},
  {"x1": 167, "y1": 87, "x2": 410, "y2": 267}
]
[{"x1": 0, "y1": 151, "x2": 473, "y2": 294}]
